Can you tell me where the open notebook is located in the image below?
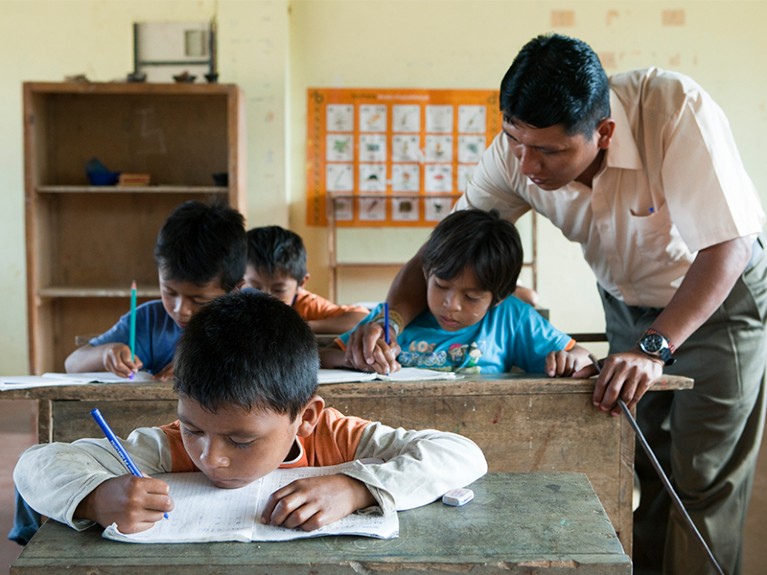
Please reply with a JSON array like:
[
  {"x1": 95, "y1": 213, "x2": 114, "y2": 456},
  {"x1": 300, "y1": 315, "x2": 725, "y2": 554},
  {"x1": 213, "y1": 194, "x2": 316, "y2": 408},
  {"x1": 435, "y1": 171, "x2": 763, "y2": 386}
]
[
  {"x1": 102, "y1": 462, "x2": 398, "y2": 543},
  {"x1": 0, "y1": 371, "x2": 153, "y2": 391},
  {"x1": 317, "y1": 367, "x2": 459, "y2": 384}
]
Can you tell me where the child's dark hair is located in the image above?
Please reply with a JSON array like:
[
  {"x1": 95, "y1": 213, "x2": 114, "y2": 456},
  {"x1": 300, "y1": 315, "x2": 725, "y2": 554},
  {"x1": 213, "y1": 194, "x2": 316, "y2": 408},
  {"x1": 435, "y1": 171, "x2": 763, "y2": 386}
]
[
  {"x1": 422, "y1": 209, "x2": 523, "y2": 305},
  {"x1": 246, "y1": 226, "x2": 307, "y2": 281},
  {"x1": 154, "y1": 200, "x2": 247, "y2": 292},
  {"x1": 173, "y1": 290, "x2": 319, "y2": 419}
]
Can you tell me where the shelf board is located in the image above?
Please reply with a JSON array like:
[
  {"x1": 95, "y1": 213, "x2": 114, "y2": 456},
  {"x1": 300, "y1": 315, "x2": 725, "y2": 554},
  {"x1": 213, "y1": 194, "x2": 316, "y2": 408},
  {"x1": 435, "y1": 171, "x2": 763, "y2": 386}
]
[
  {"x1": 37, "y1": 185, "x2": 228, "y2": 194},
  {"x1": 38, "y1": 287, "x2": 162, "y2": 298},
  {"x1": 334, "y1": 262, "x2": 405, "y2": 268}
]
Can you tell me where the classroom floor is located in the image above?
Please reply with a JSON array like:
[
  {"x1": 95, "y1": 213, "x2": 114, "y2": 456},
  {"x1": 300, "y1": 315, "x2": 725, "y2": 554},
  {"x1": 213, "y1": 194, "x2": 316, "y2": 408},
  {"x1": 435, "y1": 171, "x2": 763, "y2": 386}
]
[{"x1": 1, "y1": 398, "x2": 766, "y2": 574}]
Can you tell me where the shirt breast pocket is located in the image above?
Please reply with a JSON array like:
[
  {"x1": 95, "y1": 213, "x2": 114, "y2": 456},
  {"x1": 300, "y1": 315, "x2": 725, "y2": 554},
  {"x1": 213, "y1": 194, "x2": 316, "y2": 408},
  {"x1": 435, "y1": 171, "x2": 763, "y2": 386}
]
[{"x1": 629, "y1": 203, "x2": 688, "y2": 262}]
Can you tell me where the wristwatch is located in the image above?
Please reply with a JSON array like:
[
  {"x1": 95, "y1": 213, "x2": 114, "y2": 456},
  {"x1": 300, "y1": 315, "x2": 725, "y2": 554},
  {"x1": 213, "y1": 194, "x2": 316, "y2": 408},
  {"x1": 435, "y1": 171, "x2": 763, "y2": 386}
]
[{"x1": 637, "y1": 328, "x2": 676, "y2": 366}]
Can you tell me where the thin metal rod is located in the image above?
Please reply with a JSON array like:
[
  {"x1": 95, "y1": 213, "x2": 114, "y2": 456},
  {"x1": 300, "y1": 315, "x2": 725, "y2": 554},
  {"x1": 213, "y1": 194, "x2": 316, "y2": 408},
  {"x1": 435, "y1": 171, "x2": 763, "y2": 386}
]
[{"x1": 589, "y1": 354, "x2": 724, "y2": 575}]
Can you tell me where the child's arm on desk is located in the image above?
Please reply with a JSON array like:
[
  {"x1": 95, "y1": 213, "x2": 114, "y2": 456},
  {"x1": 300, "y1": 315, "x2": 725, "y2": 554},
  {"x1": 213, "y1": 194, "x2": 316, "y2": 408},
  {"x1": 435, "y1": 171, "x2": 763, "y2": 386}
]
[
  {"x1": 343, "y1": 424, "x2": 487, "y2": 513},
  {"x1": 307, "y1": 311, "x2": 368, "y2": 335},
  {"x1": 65, "y1": 343, "x2": 143, "y2": 379},
  {"x1": 13, "y1": 428, "x2": 172, "y2": 532}
]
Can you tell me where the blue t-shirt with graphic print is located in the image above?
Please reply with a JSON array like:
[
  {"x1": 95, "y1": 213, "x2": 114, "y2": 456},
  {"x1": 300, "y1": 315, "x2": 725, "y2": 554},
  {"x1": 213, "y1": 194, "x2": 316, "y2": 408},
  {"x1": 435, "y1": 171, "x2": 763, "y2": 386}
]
[{"x1": 339, "y1": 298, "x2": 573, "y2": 374}]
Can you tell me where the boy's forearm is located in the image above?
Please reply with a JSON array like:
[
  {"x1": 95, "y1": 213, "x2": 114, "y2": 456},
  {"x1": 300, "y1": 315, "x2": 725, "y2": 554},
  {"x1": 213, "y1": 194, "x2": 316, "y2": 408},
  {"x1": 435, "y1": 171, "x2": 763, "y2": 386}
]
[
  {"x1": 308, "y1": 312, "x2": 368, "y2": 335},
  {"x1": 65, "y1": 344, "x2": 105, "y2": 373},
  {"x1": 349, "y1": 423, "x2": 488, "y2": 513}
]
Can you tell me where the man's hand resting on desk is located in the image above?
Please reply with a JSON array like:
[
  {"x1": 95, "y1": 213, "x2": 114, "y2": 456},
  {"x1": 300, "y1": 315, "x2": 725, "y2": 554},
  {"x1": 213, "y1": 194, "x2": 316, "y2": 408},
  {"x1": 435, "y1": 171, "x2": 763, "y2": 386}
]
[
  {"x1": 260, "y1": 474, "x2": 376, "y2": 531},
  {"x1": 75, "y1": 474, "x2": 173, "y2": 533},
  {"x1": 343, "y1": 322, "x2": 401, "y2": 375}
]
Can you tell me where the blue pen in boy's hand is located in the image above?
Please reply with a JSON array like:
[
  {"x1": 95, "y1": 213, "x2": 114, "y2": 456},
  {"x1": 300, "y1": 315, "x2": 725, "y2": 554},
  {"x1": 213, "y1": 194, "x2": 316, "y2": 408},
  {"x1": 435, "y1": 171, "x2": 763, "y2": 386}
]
[
  {"x1": 383, "y1": 302, "x2": 390, "y2": 345},
  {"x1": 90, "y1": 408, "x2": 169, "y2": 519}
]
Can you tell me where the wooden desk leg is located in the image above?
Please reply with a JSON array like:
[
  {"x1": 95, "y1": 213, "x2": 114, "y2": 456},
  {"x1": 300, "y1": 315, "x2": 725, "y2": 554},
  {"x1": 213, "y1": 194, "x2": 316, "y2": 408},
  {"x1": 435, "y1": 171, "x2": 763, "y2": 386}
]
[{"x1": 37, "y1": 399, "x2": 52, "y2": 443}]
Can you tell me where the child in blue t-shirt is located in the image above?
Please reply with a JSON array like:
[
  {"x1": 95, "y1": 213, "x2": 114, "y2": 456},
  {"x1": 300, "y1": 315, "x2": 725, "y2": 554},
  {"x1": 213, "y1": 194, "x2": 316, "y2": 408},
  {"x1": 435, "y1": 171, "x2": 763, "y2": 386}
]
[
  {"x1": 322, "y1": 209, "x2": 591, "y2": 375},
  {"x1": 64, "y1": 199, "x2": 247, "y2": 380}
]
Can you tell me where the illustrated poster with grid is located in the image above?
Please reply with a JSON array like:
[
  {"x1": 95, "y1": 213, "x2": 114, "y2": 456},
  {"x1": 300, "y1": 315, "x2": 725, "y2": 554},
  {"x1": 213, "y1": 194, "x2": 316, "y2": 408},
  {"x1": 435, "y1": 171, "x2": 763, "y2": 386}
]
[{"x1": 306, "y1": 88, "x2": 501, "y2": 227}]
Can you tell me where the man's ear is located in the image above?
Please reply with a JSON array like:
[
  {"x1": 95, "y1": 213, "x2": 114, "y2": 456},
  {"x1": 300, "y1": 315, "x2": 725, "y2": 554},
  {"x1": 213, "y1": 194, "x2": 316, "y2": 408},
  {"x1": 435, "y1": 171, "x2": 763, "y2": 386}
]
[
  {"x1": 596, "y1": 118, "x2": 616, "y2": 149},
  {"x1": 298, "y1": 273, "x2": 310, "y2": 289},
  {"x1": 296, "y1": 395, "x2": 325, "y2": 437}
]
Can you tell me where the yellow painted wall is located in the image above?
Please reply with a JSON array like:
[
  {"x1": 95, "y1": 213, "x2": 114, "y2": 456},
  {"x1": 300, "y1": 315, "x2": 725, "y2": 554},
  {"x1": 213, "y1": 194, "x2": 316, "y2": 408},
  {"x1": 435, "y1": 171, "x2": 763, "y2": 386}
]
[{"x1": 1, "y1": 0, "x2": 766, "y2": 376}]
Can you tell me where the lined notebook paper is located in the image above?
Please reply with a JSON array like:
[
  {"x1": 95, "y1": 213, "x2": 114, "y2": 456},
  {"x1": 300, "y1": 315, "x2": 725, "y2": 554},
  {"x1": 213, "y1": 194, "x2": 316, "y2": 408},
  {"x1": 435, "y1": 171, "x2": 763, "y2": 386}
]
[{"x1": 102, "y1": 463, "x2": 398, "y2": 543}]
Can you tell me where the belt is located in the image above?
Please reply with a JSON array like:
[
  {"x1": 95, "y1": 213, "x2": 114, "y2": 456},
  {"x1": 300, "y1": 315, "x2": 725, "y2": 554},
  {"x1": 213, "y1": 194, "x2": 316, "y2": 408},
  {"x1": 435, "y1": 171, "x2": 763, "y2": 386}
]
[{"x1": 746, "y1": 234, "x2": 765, "y2": 272}]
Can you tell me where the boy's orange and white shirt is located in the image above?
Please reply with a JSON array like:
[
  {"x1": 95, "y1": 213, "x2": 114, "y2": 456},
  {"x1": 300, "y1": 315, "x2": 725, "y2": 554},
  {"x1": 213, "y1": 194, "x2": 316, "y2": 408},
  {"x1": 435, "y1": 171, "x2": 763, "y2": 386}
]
[{"x1": 14, "y1": 407, "x2": 487, "y2": 531}]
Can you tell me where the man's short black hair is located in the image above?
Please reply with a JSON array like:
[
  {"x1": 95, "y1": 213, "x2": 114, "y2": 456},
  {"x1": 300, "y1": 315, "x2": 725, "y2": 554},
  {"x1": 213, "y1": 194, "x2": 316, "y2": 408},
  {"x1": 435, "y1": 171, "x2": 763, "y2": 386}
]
[
  {"x1": 500, "y1": 33, "x2": 610, "y2": 136},
  {"x1": 154, "y1": 199, "x2": 247, "y2": 291},
  {"x1": 246, "y1": 226, "x2": 307, "y2": 281},
  {"x1": 173, "y1": 290, "x2": 319, "y2": 420},
  {"x1": 422, "y1": 209, "x2": 523, "y2": 305}
]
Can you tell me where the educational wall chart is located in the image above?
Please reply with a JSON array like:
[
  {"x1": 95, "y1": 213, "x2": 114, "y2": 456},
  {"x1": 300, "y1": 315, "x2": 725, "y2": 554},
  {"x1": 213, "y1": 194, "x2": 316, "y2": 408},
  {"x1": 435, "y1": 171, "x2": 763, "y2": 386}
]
[{"x1": 306, "y1": 88, "x2": 502, "y2": 227}]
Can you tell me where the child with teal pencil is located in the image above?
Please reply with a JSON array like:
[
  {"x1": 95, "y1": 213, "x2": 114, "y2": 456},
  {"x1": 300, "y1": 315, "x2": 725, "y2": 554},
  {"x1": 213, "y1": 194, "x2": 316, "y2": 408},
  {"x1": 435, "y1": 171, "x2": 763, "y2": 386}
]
[
  {"x1": 8, "y1": 198, "x2": 247, "y2": 547},
  {"x1": 64, "y1": 199, "x2": 247, "y2": 381}
]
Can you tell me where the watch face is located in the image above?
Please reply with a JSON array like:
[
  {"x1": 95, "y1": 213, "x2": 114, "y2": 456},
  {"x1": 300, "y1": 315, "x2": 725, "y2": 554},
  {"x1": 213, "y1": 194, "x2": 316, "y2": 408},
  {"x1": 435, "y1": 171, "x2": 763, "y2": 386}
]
[{"x1": 641, "y1": 333, "x2": 664, "y2": 353}]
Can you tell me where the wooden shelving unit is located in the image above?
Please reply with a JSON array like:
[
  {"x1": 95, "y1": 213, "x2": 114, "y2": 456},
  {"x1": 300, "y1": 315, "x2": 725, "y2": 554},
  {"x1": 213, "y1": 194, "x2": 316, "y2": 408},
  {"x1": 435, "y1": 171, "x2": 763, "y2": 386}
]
[{"x1": 23, "y1": 81, "x2": 246, "y2": 374}]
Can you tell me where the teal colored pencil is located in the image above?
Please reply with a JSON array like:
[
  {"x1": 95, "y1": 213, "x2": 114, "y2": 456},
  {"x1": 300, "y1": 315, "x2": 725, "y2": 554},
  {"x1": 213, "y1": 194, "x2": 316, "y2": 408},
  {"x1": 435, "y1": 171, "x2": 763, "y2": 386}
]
[{"x1": 129, "y1": 280, "x2": 137, "y2": 363}]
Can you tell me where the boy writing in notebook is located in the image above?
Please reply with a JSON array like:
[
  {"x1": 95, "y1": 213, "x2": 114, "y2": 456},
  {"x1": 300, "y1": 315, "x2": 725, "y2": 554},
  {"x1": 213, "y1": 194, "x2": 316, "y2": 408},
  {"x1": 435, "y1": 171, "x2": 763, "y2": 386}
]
[
  {"x1": 244, "y1": 225, "x2": 369, "y2": 334},
  {"x1": 14, "y1": 290, "x2": 486, "y2": 535},
  {"x1": 323, "y1": 209, "x2": 592, "y2": 375},
  {"x1": 64, "y1": 199, "x2": 247, "y2": 380}
]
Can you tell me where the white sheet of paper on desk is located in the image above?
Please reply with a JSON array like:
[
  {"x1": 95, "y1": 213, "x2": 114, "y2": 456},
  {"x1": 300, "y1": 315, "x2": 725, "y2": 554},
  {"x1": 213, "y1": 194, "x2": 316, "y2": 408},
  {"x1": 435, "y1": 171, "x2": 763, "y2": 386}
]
[
  {"x1": 0, "y1": 371, "x2": 153, "y2": 390},
  {"x1": 102, "y1": 463, "x2": 399, "y2": 543},
  {"x1": 317, "y1": 367, "x2": 458, "y2": 384}
]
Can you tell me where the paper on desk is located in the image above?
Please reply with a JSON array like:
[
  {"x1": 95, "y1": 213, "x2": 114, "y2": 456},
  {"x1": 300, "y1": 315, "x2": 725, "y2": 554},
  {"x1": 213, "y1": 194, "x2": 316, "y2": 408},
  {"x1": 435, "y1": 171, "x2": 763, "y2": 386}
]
[
  {"x1": 317, "y1": 367, "x2": 458, "y2": 384},
  {"x1": 102, "y1": 464, "x2": 399, "y2": 543},
  {"x1": 0, "y1": 371, "x2": 153, "y2": 390}
]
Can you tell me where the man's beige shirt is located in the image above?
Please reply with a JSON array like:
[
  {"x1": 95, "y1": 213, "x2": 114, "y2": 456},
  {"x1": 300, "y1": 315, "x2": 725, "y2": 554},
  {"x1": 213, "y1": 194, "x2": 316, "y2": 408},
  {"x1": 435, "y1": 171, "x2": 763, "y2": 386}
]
[{"x1": 458, "y1": 67, "x2": 764, "y2": 307}]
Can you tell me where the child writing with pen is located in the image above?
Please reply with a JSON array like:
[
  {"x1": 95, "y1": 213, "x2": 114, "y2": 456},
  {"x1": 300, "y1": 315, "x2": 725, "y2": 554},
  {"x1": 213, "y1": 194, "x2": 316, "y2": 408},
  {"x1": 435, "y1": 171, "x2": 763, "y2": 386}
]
[
  {"x1": 13, "y1": 290, "x2": 487, "y2": 536},
  {"x1": 64, "y1": 199, "x2": 247, "y2": 381},
  {"x1": 322, "y1": 209, "x2": 593, "y2": 375}
]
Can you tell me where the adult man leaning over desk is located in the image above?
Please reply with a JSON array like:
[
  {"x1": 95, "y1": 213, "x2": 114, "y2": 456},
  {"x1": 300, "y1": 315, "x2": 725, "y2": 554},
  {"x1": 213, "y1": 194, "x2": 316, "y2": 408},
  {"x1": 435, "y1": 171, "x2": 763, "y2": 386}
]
[{"x1": 346, "y1": 33, "x2": 767, "y2": 575}]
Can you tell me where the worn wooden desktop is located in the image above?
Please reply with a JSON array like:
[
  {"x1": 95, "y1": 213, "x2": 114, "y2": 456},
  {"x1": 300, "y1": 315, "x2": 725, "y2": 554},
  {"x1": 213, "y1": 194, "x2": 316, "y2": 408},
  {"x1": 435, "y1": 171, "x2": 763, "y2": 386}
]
[
  {"x1": 2, "y1": 373, "x2": 692, "y2": 555},
  {"x1": 11, "y1": 472, "x2": 631, "y2": 575}
]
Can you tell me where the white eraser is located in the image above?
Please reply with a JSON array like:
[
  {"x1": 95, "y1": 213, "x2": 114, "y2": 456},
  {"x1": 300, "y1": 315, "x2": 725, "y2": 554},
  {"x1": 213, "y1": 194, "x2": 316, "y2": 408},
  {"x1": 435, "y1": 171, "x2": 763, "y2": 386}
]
[{"x1": 442, "y1": 488, "x2": 474, "y2": 506}]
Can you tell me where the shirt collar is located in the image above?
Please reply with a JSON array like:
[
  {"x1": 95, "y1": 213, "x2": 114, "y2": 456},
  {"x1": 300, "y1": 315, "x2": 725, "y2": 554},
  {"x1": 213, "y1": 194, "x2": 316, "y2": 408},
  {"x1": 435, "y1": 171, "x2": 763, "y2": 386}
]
[{"x1": 604, "y1": 89, "x2": 643, "y2": 171}]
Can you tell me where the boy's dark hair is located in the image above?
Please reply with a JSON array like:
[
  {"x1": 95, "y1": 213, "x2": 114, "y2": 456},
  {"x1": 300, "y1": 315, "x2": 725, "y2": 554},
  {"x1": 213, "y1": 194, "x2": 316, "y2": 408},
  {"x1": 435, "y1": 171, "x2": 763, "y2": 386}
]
[
  {"x1": 500, "y1": 33, "x2": 610, "y2": 137},
  {"x1": 154, "y1": 200, "x2": 247, "y2": 292},
  {"x1": 422, "y1": 209, "x2": 522, "y2": 305},
  {"x1": 246, "y1": 225, "x2": 307, "y2": 281},
  {"x1": 173, "y1": 290, "x2": 319, "y2": 419}
]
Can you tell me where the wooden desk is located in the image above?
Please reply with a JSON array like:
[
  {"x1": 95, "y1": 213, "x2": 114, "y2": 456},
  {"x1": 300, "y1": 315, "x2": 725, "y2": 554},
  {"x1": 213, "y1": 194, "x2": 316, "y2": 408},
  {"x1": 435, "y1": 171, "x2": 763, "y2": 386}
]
[
  {"x1": 1, "y1": 373, "x2": 692, "y2": 555},
  {"x1": 10, "y1": 472, "x2": 631, "y2": 574}
]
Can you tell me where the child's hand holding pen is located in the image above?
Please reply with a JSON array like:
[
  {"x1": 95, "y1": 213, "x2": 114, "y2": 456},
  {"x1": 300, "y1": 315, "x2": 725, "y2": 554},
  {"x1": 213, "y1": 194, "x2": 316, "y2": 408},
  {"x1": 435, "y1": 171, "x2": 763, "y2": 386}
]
[
  {"x1": 344, "y1": 321, "x2": 401, "y2": 375},
  {"x1": 74, "y1": 473, "x2": 173, "y2": 534},
  {"x1": 101, "y1": 343, "x2": 143, "y2": 379}
]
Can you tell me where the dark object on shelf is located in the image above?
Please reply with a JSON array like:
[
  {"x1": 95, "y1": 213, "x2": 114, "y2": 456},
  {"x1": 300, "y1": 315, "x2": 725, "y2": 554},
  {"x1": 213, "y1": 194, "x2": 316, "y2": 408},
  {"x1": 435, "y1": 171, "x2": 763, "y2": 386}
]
[
  {"x1": 173, "y1": 71, "x2": 196, "y2": 83},
  {"x1": 126, "y1": 71, "x2": 147, "y2": 83},
  {"x1": 205, "y1": 73, "x2": 219, "y2": 84},
  {"x1": 212, "y1": 172, "x2": 228, "y2": 186},
  {"x1": 85, "y1": 157, "x2": 120, "y2": 186}
]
